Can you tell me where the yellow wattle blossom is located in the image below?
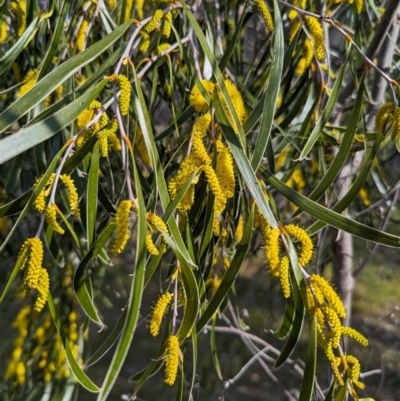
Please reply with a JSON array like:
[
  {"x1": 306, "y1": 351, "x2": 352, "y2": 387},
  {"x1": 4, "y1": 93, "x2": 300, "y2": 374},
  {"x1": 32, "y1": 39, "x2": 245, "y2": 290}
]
[
  {"x1": 305, "y1": 16, "x2": 325, "y2": 61},
  {"x1": 139, "y1": 31, "x2": 150, "y2": 53},
  {"x1": 33, "y1": 173, "x2": 56, "y2": 214},
  {"x1": 19, "y1": 237, "x2": 44, "y2": 290},
  {"x1": 46, "y1": 204, "x2": 65, "y2": 234},
  {"x1": 116, "y1": 74, "x2": 131, "y2": 116},
  {"x1": 191, "y1": 113, "x2": 212, "y2": 163},
  {"x1": 295, "y1": 37, "x2": 313, "y2": 76},
  {"x1": 150, "y1": 292, "x2": 173, "y2": 336},
  {"x1": 0, "y1": 19, "x2": 8, "y2": 43},
  {"x1": 391, "y1": 107, "x2": 400, "y2": 140},
  {"x1": 60, "y1": 174, "x2": 80, "y2": 217},
  {"x1": 144, "y1": 9, "x2": 164, "y2": 33},
  {"x1": 206, "y1": 277, "x2": 222, "y2": 298},
  {"x1": 235, "y1": 215, "x2": 244, "y2": 242},
  {"x1": 288, "y1": 18, "x2": 302, "y2": 44},
  {"x1": 375, "y1": 102, "x2": 394, "y2": 134},
  {"x1": 278, "y1": 256, "x2": 291, "y2": 298},
  {"x1": 253, "y1": 0, "x2": 274, "y2": 31},
  {"x1": 107, "y1": 0, "x2": 116, "y2": 10},
  {"x1": 189, "y1": 80, "x2": 215, "y2": 112},
  {"x1": 309, "y1": 274, "x2": 346, "y2": 318},
  {"x1": 146, "y1": 232, "x2": 159, "y2": 256},
  {"x1": 111, "y1": 200, "x2": 134, "y2": 254},
  {"x1": 18, "y1": 69, "x2": 39, "y2": 98},
  {"x1": 77, "y1": 20, "x2": 89, "y2": 52},
  {"x1": 288, "y1": 0, "x2": 306, "y2": 19},
  {"x1": 354, "y1": 0, "x2": 363, "y2": 14},
  {"x1": 123, "y1": 0, "x2": 133, "y2": 21},
  {"x1": 136, "y1": 0, "x2": 144, "y2": 19},
  {"x1": 146, "y1": 212, "x2": 169, "y2": 235},
  {"x1": 219, "y1": 79, "x2": 247, "y2": 132},
  {"x1": 164, "y1": 335, "x2": 180, "y2": 386},
  {"x1": 284, "y1": 224, "x2": 313, "y2": 266},
  {"x1": 346, "y1": 355, "x2": 364, "y2": 388},
  {"x1": 162, "y1": 11, "x2": 172, "y2": 38},
  {"x1": 10, "y1": 0, "x2": 26, "y2": 37},
  {"x1": 34, "y1": 268, "x2": 50, "y2": 312},
  {"x1": 264, "y1": 226, "x2": 281, "y2": 276},
  {"x1": 155, "y1": 42, "x2": 171, "y2": 55},
  {"x1": 216, "y1": 139, "x2": 235, "y2": 199},
  {"x1": 341, "y1": 326, "x2": 368, "y2": 346}
]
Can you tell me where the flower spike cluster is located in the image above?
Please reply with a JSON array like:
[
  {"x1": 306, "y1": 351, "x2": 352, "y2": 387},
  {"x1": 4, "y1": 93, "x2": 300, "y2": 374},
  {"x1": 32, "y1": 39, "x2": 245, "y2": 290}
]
[
  {"x1": 149, "y1": 292, "x2": 173, "y2": 336},
  {"x1": 164, "y1": 335, "x2": 180, "y2": 386},
  {"x1": 112, "y1": 200, "x2": 135, "y2": 254},
  {"x1": 305, "y1": 274, "x2": 368, "y2": 388}
]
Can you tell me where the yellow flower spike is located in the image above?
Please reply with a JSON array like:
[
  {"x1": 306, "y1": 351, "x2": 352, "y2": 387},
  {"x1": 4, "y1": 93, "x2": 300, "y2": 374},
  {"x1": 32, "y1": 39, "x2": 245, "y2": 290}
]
[
  {"x1": 111, "y1": 200, "x2": 134, "y2": 254},
  {"x1": 34, "y1": 268, "x2": 50, "y2": 312},
  {"x1": 203, "y1": 164, "x2": 224, "y2": 201},
  {"x1": 341, "y1": 326, "x2": 368, "y2": 346},
  {"x1": 206, "y1": 277, "x2": 222, "y2": 298},
  {"x1": 284, "y1": 224, "x2": 313, "y2": 266},
  {"x1": 46, "y1": 204, "x2": 65, "y2": 234},
  {"x1": 223, "y1": 257, "x2": 230, "y2": 270},
  {"x1": 123, "y1": 0, "x2": 133, "y2": 21},
  {"x1": 189, "y1": 80, "x2": 215, "y2": 112},
  {"x1": 253, "y1": 0, "x2": 274, "y2": 31},
  {"x1": 162, "y1": 11, "x2": 172, "y2": 38},
  {"x1": 76, "y1": 20, "x2": 89, "y2": 53},
  {"x1": 136, "y1": 0, "x2": 144, "y2": 19},
  {"x1": 375, "y1": 102, "x2": 394, "y2": 134},
  {"x1": 107, "y1": 0, "x2": 116, "y2": 10},
  {"x1": 215, "y1": 139, "x2": 235, "y2": 199},
  {"x1": 218, "y1": 79, "x2": 247, "y2": 132},
  {"x1": 235, "y1": 215, "x2": 244, "y2": 242},
  {"x1": 144, "y1": 9, "x2": 164, "y2": 33},
  {"x1": 164, "y1": 335, "x2": 180, "y2": 386},
  {"x1": 16, "y1": 361, "x2": 26, "y2": 384},
  {"x1": 21, "y1": 238, "x2": 44, "y2": 290},
  {"x1": 146, "y1": 232, "x2": 159, "y2": 256},
  {"x1": 264, "y1": 227, "x2": 281, "y2": 276},
  {"x1": 155, "y1": 42, "x2": 171, "y2": 55},
  {"x1": 295, "y1": 38, "x2": 313, "y2": 76},
  {"x1": 321, "y1": 305, "x2": 342, "y2": 348},
  {"x1": 278, "y1": 256, "x2": 291, "y2": 298},
  {"x1": 354, "y1": 0, "x2": 363, "y2": 14},
  {"x1": 60, "y1": 174, "x2": 80, "y2": 217},
  {"x1": 18, "y1": 69, "x2": 39, "y2": 98},
  {"x1": 191, "y1": 114, "x2": 212, "y2": 163},
  {"x1": 146, "y1": 212, "x2": 169, "y2": 235},
  {"x1": 391, "y1": 107, "x2": 400, "y2": 140},
  {"x1": 139, "y1": 31, "x2": 150, "y2": 53},
  {"x1": 309, "y1": 274, "x2": 346, "y2": 318},
  {"x1": 10, "y1": 0, "x2": 26, "y2": 37},
  {"x1": 305, "y1": 16, "x2": 325, "y2": 61},
  {"x1": 346, "y1": 355, "x2": 363, "y2": 385},
  {"x1": 115, "y1": 74, "x2": 131, "y2": 116},
  {"x1": 108, "y1": 132, "x2": 122, "y2": 151},
  {"x1": 0, "y1": 19, "x2": 8, "y2": 43},
  {"x1": 288, "y1": 0, "x2": 306, "y2": 19},
  {"x1": 149, "y1": 292, "x2": 173, "y2": 336}
]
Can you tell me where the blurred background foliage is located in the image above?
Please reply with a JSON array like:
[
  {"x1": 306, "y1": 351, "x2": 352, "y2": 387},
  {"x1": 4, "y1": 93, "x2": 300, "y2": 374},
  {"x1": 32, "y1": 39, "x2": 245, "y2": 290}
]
[{"x1": 0, "y1": 0, "x2": 400, "y2": 400}]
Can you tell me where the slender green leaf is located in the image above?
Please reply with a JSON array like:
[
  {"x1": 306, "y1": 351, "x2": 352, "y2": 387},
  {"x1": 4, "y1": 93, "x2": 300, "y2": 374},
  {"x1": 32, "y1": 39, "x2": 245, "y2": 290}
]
[
  {"x1": 299, "y1": 64, "x2": 346, "y2": 161},
  {"x1": 0, "y1": 15, "x2": 42, "y2": 75},
  {"x1": 298, "y1": 316, "x2": 317, "y2": 401},
  {"x1": 0, "y1": 20, "x2": 132, "y2": 133},
  {"x1": 48, "y1": 294, "x2": 100, "y2": 392},
  {"x1": 261, "y1": 167, "x2": 400, "y2": 247},
  {"x1": 251, "y1": 0, "x2": 284, "y2": 171},
  {"x1": 272, "y1": 296, "x2": 295, "y2": 339},
  {"x1": 0, "y1": 79, "x2": 108, "y2": 165}
]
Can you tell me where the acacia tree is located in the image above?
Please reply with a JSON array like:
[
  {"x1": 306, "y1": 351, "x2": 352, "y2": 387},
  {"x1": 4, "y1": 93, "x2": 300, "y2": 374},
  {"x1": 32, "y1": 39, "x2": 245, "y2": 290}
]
[{"x1": 0, "y1": 0, "x2": 399, "y2": 400}]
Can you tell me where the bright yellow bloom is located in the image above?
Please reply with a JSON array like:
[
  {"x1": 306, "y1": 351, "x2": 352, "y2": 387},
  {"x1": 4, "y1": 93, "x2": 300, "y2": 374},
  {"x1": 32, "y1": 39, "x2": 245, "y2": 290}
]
[
  {"x1": 309, "y1": 274, "x2": 346, "y2": 318},
  {"x1": 191, "y1": 114, "x2": 212, "y2": 163},
  {"x1": 189, "y1": 80, "x2": 215, "y2": 112},
  {"x1": 346, "y1": 355, "x2": 364, "y2": 388},
  {"x1": 206, "y1": 277, "x2": 222, "y2": 298},
  {"x1": 306, "y1": 16, "x2": 325, "y2": 61},
  {"x1": 136, "y1": 0, "x2": 144, "y2": 19},
  {"x1": 139, "y1": 31, "x2": 150, "y2": 53},
  {"x1": 20, "y1": 237, "x2": 44, "y2": 290},
  {"x1": 116, "y1": 74, "x2": 131, "y2": 116},
  {"x1": 111, "y1": 200, "x2": 134, "y2": 254},
  {"x1": 162, "y1": 11, "x2": 172, "y2": 38},
  {"x1": 34, "y1": 268, "x2": 50, "y2": 312},
  {"x1": 46, "y1": 204, "x2": 65, "y2": 234},
  {"x1": 288, "y1": 0, "x2": 306, "y2": 19},
  {"x1": 164, "y1": 335, "x2": 180, "y2": 385},
  {"x1": 235, "y1": 215, "x2": 244, "y2": 242},
  {"x1": 264, "y1": 227, "x2": 281, "y2": 276},
  {"x1": 341, "y1": 326, "x2": 368, "y2": 346},
  {"x1": 77, "y1": 20, "x2": 89, "y2": 53},
  {"x1": 354, "y1": 0, "x2": 363, "y2": 14},
  {"x1": 150, "y1": 292, "x2": 173, "y2": 336},
  {"x1": 155, "y1": 43, "x2": 171, "y2": 55},
  {"x1": 253, "y1": 0, "x2": 274, "y2": 31},
  {"x1": 146, "y1": 232, "x2": 159, "y2": 256},
  {"x1": 18, "y1": 69, "x2": 39, "y2": 98},
  {"x1": 144, "y1": 9, "x2": 163, "y2": 33},
  {"x1": 296, "y1": 38, "x2": 313, "y2": 76},
  {"x1": 216, "y1": 139, "x2": 235, "y2": 199},
  {"x1": 60, "y1": 174, "x2": 80, "y2": 217},
  {"x1": 375, "y1": 102, "x2": 394, "y2": 134},
  {"x1": 0, "y1": 19, "x2": 8, "y2": 43},
  {"x1": 321, "y1": 305, "x2": 342, "y2": 348},
  {"x1": 279, "y1": 256, "x2": 291, "y2": 298},
  {"x1": 33, "y1": 173, "x2": 56, "y2": 214},
  {"x1": 146, "y1": 212, "x2": 169, "y2": 235},
  {"x1": 10, "y1": 0, "x2": 26, "y2": 37},
  {"x1": 107, "y1": 0, "x2": 116, "y2": 10},
  {"x1": 288, "y1": 18, "x2": 302, "y2": 44},
  {"x1": 284, "y1": 224, "x2": 313, "y2": 266}
]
